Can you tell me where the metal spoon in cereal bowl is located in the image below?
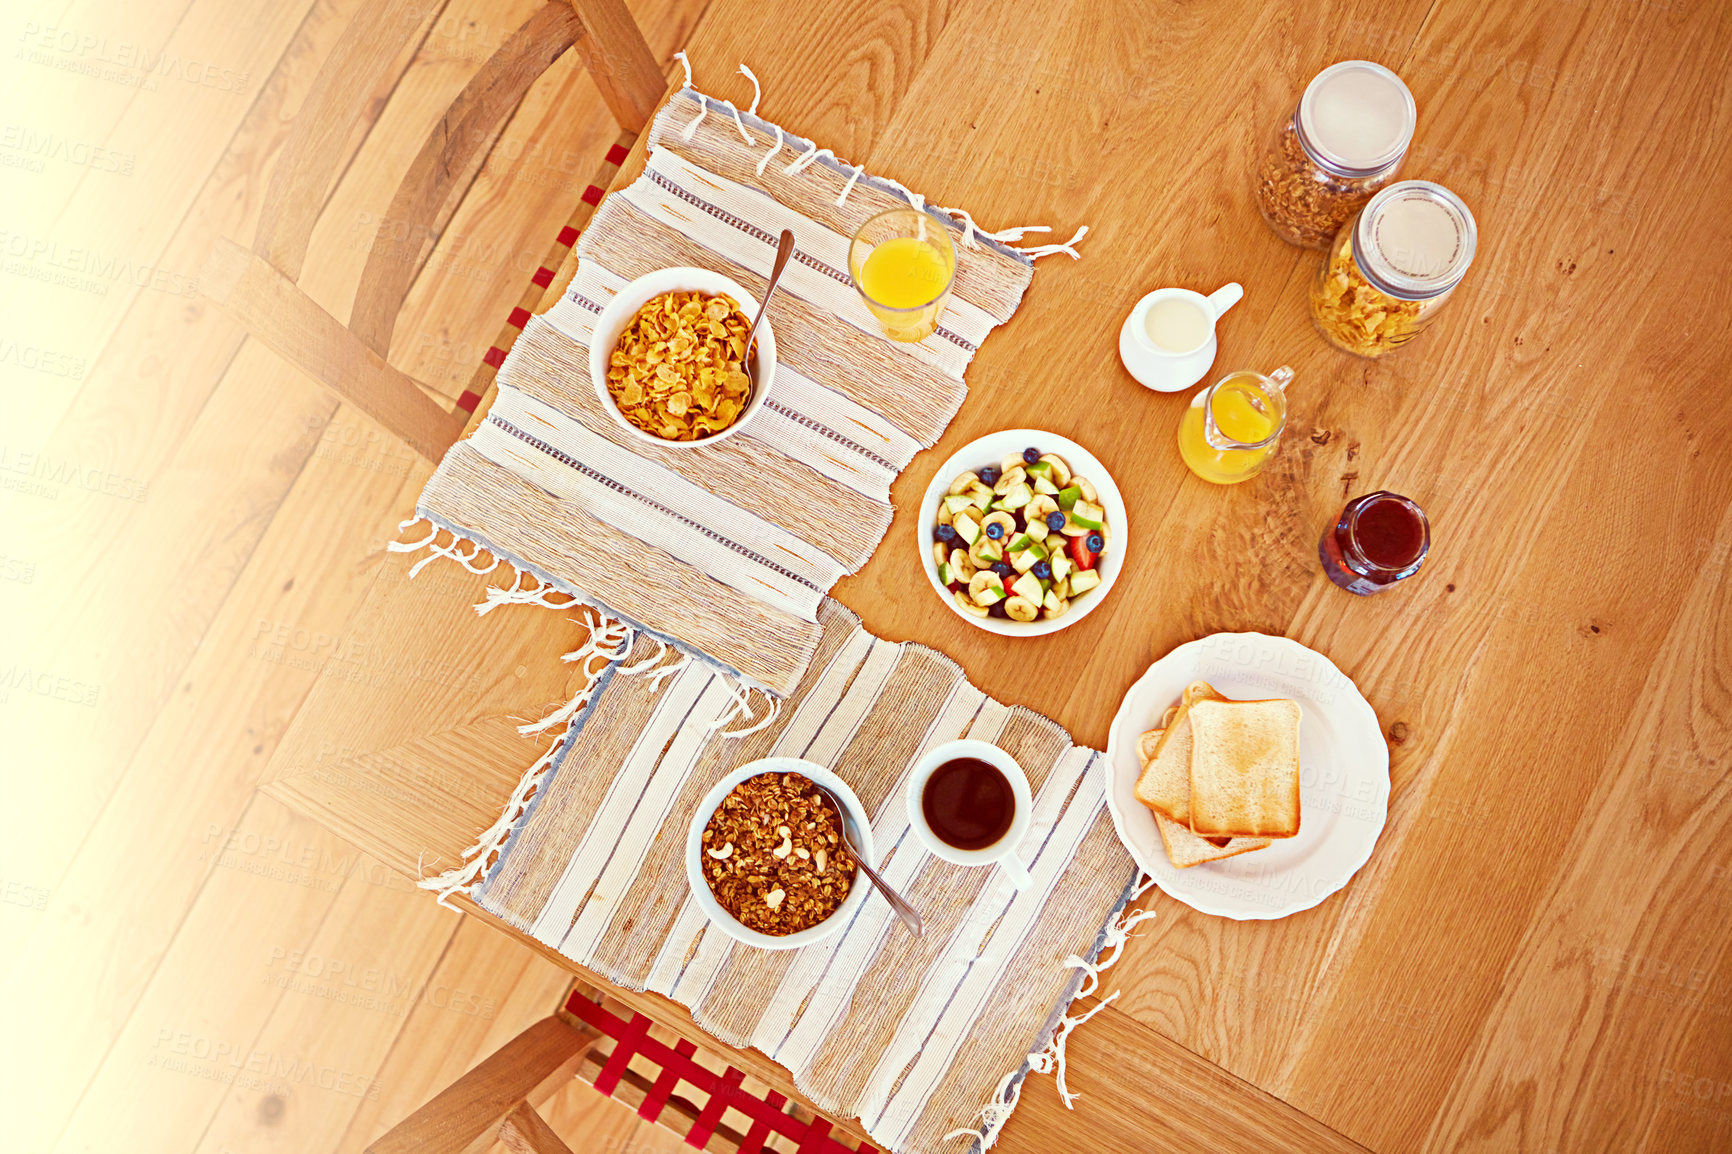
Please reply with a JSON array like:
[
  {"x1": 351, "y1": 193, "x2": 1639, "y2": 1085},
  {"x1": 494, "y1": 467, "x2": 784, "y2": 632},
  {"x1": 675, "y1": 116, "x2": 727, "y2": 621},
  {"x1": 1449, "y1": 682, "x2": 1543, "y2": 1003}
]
[
  {"x1": 743, "y1": 229, "x2": 795, "y2": 400},
  {"x1": 814, "y1": 782, "x2": 923, "y2": 937}
]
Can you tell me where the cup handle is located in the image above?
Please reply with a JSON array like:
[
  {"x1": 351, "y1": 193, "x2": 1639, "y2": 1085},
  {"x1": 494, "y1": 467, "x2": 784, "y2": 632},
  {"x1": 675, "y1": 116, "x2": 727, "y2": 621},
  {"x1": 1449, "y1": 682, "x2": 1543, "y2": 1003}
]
[
  {"x1": 998, "y1": 853, "x2": 1032, "y2": 891},
  {"x1": 1205, "y1": 282, "x2": 1244, "y2": 320}
]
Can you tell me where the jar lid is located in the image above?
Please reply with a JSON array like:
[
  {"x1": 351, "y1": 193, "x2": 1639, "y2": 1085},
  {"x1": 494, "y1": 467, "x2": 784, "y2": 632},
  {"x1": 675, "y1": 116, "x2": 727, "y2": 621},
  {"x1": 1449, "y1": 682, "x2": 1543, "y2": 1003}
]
[
  {"x1": 1297, "y1": 60, "x2": 1416, "y2": 177},
  {"x1": 1352, "y1": 180, "x2": 1478, "y2": 300}
]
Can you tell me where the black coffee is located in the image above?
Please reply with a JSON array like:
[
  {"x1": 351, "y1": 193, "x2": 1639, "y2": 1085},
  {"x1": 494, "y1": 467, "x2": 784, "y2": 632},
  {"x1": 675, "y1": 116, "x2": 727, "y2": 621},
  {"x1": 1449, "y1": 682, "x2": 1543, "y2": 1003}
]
[{"x1": 922, "y1": 758, "x2": 1015, "y2": 850}]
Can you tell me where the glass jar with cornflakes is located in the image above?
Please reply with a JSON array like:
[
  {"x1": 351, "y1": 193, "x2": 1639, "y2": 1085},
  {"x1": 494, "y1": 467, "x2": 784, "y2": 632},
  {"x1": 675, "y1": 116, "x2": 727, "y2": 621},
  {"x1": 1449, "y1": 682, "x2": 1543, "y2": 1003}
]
[
  {"x1": 1311, "y1": 180, "x2": 1477, "y2": 358},
  {"x1": 1254, "y1": 61, "x2": 1416, "y2": 249}
]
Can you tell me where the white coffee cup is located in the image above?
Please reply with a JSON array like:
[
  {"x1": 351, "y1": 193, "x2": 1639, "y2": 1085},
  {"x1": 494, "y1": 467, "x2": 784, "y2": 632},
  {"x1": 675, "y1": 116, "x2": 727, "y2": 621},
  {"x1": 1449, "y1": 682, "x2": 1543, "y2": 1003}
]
[
  {"x1": 1118, "y1": 282, "x2": 1244, "y2": 393},
  {"x1": 905, "y1": 739, "x2": 1032, "y2": 889}
]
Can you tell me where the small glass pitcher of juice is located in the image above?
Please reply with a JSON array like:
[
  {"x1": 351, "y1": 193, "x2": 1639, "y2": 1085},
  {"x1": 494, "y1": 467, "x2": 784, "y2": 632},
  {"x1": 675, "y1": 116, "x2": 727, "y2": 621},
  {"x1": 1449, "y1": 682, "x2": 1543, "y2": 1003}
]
[
  {"x1": 848, "y1": 208, "x2": 957, "y2": 343},
  {"x1": 1176, "y1": 366, "x2": 1293, "y2": 484}
]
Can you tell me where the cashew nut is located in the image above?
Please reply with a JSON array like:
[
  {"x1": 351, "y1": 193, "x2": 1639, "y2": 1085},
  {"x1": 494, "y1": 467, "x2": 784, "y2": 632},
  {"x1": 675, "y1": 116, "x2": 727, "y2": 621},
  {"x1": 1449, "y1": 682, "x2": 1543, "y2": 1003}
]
[{"x1": 706, "y1": 842, "x2": 734, "y2": 860}]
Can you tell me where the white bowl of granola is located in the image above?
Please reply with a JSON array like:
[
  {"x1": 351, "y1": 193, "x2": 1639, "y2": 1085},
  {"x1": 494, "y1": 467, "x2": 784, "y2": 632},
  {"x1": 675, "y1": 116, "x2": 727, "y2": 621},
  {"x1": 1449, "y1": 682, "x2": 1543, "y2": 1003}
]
[{"x1": 685, "y1": 758, "x2": 875, "y2": 950}]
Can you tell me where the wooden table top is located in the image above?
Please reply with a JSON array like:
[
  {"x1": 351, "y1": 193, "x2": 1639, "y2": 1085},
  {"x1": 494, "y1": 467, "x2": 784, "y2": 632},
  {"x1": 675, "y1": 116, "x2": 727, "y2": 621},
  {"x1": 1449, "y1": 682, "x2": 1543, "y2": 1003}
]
[{"x1": 266, "y1": 1, "x2": 1732, "y2": 1151}]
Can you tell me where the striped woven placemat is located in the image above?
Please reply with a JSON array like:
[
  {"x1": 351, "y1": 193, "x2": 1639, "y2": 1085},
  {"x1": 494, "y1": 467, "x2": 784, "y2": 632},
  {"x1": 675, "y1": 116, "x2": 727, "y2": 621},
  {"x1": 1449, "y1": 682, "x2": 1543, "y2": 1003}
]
[
  {"x1": 401, "y1": 84, "x2": 1082, "y2": 697},
  {"x1": 472, "y1": 601, "x2": 1141, "y2": 1154}
]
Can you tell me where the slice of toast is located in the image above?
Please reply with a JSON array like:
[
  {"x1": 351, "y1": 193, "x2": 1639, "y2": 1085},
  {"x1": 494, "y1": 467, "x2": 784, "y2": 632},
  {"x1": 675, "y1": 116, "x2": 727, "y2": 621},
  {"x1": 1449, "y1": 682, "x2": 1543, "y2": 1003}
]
[
  {"x1": 1136, "y1": 720, "x2": 1271, "y2": 867},
  {"x1": 1154, "y1": 812, "x2": 1271, "y2": 868},
  {"x1": 1187, "y1": 698, "x2": 1303, "y2": 839},
  {"x1": 1133, "y1": 683, "x2": 1224, "y2": 821}
]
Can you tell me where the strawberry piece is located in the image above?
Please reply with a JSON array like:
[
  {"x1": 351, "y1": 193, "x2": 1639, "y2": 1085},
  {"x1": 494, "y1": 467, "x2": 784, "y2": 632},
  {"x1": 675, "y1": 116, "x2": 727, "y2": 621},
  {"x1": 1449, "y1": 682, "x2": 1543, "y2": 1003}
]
[{"x1": 1069, "y1": 535, "x2": 1097, "y2": 571}]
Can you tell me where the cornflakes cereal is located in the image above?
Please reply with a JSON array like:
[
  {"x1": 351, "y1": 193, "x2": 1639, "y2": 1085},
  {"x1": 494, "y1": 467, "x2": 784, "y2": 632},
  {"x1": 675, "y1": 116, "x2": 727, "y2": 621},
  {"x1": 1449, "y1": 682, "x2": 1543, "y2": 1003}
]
[
  {"x1": 606, "y1": 290, "x2": 754, "y2": 441},
  {"x1": 1309, "y1": 224, "x2": 1437, "y2": 358}
]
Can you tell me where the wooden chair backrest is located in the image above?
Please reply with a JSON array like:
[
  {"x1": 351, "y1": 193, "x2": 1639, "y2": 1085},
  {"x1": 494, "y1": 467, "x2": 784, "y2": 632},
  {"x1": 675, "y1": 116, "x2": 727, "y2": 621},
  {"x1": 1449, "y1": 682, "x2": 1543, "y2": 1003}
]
[{"x1": 203, "y1": 0, "x2": 665, "y2": 460}]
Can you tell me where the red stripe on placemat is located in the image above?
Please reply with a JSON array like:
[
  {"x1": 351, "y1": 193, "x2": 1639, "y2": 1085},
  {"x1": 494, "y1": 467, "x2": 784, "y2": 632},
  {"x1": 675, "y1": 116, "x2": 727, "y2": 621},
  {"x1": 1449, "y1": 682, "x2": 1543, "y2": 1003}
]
[
  {"x1": 506, "y1": 307, "x2": 531, "y2": 328},
  {"x1": 556, "y1": 225, "x2": 580, "y2": 247},
  {"x1": 455, "y1": 389, "x2": 483, "y2": 414},
  {"x1": 593, "y1": 1012, "x2": 651, "y2": 1096},
  {"x1": 639, "y1": 1037, "x2": 695, "y2": 1123},
  {"x1": 606, "y1": 143, "x2": 629, "y2": 165},
  {"x1": 482, "y1": 346, "x2": 506, "y2": 368},
  {"x1": 532, "y1": 266, "x2": 555, "y2": 287},
  {"x1": 582, "y1": 184, "x2": 604, "y2": 206}
]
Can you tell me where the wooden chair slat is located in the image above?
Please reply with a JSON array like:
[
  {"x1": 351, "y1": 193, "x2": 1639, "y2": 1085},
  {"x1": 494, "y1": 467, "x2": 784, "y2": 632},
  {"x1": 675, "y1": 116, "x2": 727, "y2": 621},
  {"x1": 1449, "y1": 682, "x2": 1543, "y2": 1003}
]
[
  {"x1": 566, "y1": 0, "x2": 668, "y2": 132},
  {"x1": 349, "y1": 1, "x2": 586, "y2": 356},
  {"x1": 365, "y1": 1016, "x2": 599, "y2": 1154},
  {"x1": 498, "y1": 1102, "x2": 579, "y2": 1154},
  {"x1": 202, "y1": 238, "x2": 464, "y2": 461},
  {"x1": 251, "y1": 0, "x2": 431, "y2": 281}
]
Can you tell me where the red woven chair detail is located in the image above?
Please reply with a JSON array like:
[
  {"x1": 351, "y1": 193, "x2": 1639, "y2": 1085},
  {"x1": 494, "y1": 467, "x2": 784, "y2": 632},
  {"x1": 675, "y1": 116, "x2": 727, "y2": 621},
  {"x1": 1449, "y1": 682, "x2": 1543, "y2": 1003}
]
[{"x1": 564, "y1": 987, "x2": 876, "y2": 1154}]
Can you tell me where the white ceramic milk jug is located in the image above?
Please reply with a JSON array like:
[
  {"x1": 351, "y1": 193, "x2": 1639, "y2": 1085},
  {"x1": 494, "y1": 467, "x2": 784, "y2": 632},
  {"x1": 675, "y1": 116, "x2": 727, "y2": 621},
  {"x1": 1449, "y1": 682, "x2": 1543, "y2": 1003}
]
[{"x1": 1118, "y1": 283, "x2": 1244, "y2": 393}]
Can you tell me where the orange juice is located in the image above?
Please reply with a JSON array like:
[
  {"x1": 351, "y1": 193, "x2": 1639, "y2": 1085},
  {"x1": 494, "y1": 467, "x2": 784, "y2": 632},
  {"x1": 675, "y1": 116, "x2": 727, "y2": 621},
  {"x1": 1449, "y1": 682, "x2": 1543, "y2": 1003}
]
[
  {"x1": 849, "y1": 210, "x2": 956, "y2": 343},
  {"x1": 858, "y1": 237, "x2": 950, "y2": 308},
  {"x1": 1177, "y1": 372, "x2": 1286, "y2": 484}
]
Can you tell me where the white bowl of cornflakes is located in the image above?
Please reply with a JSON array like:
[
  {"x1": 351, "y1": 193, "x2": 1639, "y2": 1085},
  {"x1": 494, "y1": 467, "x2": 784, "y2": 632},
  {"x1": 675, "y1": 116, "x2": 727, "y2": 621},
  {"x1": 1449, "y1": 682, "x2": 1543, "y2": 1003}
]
[{"x1": 589, "y1": 267, "x2": 774, "y2": 446}]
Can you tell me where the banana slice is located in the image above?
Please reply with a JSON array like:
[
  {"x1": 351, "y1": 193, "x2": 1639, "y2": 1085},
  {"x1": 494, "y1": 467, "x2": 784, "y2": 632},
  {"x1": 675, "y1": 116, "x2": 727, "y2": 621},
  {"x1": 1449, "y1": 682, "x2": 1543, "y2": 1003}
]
[
  {"x1": 948, "y1": 470, "x2": 979, "y2": 497},
  {"x1": 969, "y1": 535, "x2": 1002, "y2": 566},
  {"x1": 1061, "y1": 512, "x2": 1088, "y2": 536},
  {"x1": 1039, "y1": 454, "x2": 1071, "y2": 488},
  {"x1": 1003, "y1": 595, "x2": 1039, "y2": 622},
  {"x1": 937, "y1": 501, "x2": 954, "y2": 527},
  {"x1": 953, "y1": 589, "x2": 990, "y2": 618},
  {"x1": 993, "y1": 465, "x2": 1027, "y2": 496},
  {"x1": 1000, "y1": 452, "x2": 1025, "y2": 475},
  {"x1": 1077, "y1": 476, "x2": 1098, "y2": 503},
  {"x1": 981, "y1": 511, "x2": 1017, "y2": 541},
  {"x1": 933, "y1": 541, "x2": 948, "y2": 569},
  {"x1": 949, "y1": 548, "x2": 977, "y2": 581},
  {"x1": 969, "y1": 570, "x2": 1006, "y2": 606},
  {"x1": 1026, "y1": 494, "x2": 1059, "y2": 523}
]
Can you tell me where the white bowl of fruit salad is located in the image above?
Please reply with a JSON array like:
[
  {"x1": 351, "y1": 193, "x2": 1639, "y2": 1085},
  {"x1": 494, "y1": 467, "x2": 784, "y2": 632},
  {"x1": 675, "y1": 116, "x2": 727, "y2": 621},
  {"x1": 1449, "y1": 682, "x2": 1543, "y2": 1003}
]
[{"x1": 917, "y1": 429, "x2": 1126, "y2": 637}]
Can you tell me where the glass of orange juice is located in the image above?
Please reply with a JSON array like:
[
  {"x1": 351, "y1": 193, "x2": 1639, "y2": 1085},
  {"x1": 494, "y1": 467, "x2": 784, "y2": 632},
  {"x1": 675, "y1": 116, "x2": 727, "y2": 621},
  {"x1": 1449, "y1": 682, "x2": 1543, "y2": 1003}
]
[
  {"x1": 848, "y1": 209, "x2": 956, "y2": 343},
  {"x1": 1177, "y1": 366, "x2": 1293, "y2": 484}
]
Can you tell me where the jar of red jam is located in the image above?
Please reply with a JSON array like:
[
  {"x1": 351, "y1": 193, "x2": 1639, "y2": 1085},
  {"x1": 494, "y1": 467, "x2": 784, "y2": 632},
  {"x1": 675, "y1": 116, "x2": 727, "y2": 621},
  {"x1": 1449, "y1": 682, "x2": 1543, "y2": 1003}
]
[{"x1": 1319, "y1": 491, "x2": 1429, "y2": 594}]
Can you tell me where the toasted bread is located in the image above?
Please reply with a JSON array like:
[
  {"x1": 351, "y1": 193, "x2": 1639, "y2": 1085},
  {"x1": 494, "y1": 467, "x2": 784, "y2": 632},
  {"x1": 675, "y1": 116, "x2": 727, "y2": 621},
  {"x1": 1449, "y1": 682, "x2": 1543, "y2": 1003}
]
[
  {"x1": 1153, "y1": 812, "x2": 1271, "y2": 868},
  {"x1": 1137, "y1": 719, "x2": 1271, "y2": 867},
  {"x1": 1132, "y1": 683, "x2": 1224, "y2": 822},
  {"x1": 1186, "y1": 697, "x2": 1303, "y2": 839}
]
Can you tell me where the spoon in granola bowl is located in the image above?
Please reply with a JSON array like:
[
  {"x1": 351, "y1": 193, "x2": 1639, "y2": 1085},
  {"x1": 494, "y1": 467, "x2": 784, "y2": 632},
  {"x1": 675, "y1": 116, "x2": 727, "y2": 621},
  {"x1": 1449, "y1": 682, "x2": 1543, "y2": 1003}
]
[{"x1": 814, "y1": 782, "x2": 923, "y2": 937}]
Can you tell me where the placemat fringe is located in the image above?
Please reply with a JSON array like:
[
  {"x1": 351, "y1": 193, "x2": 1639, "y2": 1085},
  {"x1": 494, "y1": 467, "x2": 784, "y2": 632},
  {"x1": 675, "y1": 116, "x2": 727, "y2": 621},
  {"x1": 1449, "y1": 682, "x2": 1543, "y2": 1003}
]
[
  {"x1": 944, "y1": 874, "x2": 1158, "y2": 1148},
  {"x1": 671, "y1": 53, "x2": 1089, "y2": 258},
  {"x1": 417, "y1": 605, "x2": 633, "y2": 907}
]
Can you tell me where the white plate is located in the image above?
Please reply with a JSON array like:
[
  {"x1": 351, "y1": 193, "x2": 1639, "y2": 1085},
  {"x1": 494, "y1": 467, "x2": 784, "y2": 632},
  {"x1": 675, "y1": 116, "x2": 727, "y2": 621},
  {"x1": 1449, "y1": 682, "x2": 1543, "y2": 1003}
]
[
  {"x1": 685, "y1": 757, "x2": 875, "y2": 949},
  {"x1": 1104, "y1": 633, "x2": 1389, "y2": 920},
  {"x1": 915, "y1": 429, "x2": 1127, "y2": 637}
]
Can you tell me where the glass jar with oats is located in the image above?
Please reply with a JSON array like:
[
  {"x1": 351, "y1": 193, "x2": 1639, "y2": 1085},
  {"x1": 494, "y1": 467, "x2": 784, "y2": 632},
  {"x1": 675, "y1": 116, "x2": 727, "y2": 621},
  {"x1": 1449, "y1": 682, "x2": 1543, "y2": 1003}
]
[
  {"x1": 1254, "y1": 61, "x2": 1416, "y2": 249},
  {"x1": 1311, "y1": 180, "x2": 1477, "y2": 357}
]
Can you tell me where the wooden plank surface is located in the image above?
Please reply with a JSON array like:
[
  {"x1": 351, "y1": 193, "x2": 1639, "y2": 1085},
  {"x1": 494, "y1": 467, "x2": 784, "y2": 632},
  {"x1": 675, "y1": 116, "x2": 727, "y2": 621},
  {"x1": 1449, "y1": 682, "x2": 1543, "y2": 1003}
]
[{"x1": 5, "y1": 0, "x2": 1730, "y2": 1152}]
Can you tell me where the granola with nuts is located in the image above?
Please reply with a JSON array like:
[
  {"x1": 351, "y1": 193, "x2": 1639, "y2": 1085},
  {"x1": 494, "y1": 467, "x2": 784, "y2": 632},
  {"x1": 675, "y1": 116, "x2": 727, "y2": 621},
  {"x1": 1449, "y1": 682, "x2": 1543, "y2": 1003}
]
[
  {"x1": 700, "y1": 772, "x2": 856, "y2": 936},
  {"x1": 1254, "y1": 119, "x2": 1393, "y2": 250}
]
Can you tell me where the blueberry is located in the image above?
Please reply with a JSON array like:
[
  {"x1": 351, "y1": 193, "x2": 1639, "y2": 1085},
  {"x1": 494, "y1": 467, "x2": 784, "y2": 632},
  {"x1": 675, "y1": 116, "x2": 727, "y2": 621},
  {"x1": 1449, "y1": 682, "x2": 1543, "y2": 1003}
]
[
  {"x1": 1022, "y1": 447, "x2": 1040, "y2": 464},
  {"x1": 1086, "y1": 532, "x2": 1105, "y2": 553},
  {"x1": 978, "y1": 465, "x2": 1000, "y2": 486},
  {"x1": 1032, "y1": 560, "x2": 1052, "y2": 580},
  {"x1": 935, "y1": 524, "x2": 957, "y2": 543},
  {"x1": 985, "y1": 522, "x2": 1004, "y2": 540},
  {"x1": 992, "y1": 561, "x2": 1014, "y2": 578},
  {"x1": 988, "y1": 600, "x2": 1009, "y2": 618},
  {"x1": 1045, "y1": 511, "x2": 1066, "y2": 531}
]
